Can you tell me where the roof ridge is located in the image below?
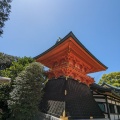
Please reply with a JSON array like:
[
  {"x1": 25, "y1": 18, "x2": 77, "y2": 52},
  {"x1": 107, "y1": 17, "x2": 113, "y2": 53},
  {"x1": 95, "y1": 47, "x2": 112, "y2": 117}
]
[{"x1": 102, "y1": 82, "x2": 120, "y2": 90}]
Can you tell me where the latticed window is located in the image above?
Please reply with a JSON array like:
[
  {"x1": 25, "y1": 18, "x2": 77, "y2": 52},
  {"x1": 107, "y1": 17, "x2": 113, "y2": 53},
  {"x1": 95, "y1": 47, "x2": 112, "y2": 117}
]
[
  {"x1": 117, "y1": 105, "x2": 120, "y2": 114},
  {"x1": 109, "y1": 104, "x2": 115, "y2": 113},
  {"x1": 98, "y1": 103, "x2": 105, "y2": 112}
]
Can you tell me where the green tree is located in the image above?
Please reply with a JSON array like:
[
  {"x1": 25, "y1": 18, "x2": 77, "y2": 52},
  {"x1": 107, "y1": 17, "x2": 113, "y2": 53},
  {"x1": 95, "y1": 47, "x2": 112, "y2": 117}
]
[
  {"x1": 99, "y1": 72, "x2": 120, "y2": 87},
  {"x1": 8, "y1": 62, "x2": 45, "y2": 120},
  {"x1": 0, "y1": 56, "x2": 34, "y2": 80},
  {"x1": 0, "y1": 0, "x2": 12, "y2": 36},
  {"x1": 0, "y1": 52, "x2": 18, "y2": 70}
]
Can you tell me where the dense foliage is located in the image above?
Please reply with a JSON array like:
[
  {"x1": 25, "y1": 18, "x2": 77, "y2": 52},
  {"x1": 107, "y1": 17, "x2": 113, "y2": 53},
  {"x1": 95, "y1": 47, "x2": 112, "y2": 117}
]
[
  {"x1": 0, "y1": 57, "x2": 34, "y2": 80},
  {"x1": 99, "y1": 72, "x2": 120, "y2": 87},
  {"x1": 0, "y1": 56, "x2": 34, "y2": 119},
  {"x1": 0, "y1": 0, "x2": 12, "y2": 36},
  {"x1": 0, "y1": 83, "x2": 11, "y2": 120},
  {"x1": 0, "y1": 52, "x2": 18, "y2": 70},
  {"x1": 8, "y1": 62, "x2": 45, "y2": 120}
]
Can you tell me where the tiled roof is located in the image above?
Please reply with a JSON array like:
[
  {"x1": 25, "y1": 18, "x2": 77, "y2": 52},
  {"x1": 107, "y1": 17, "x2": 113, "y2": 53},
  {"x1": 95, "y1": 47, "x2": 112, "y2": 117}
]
[
  {"x1": 101, "y1": 82, "x2": 120, "y2": 91},
  {"x1": 90, "y1": 82, "x2": 120, "y2": 99},
  {"x1": 90, "y1": 83, "x2": 111, "y2": 92}
]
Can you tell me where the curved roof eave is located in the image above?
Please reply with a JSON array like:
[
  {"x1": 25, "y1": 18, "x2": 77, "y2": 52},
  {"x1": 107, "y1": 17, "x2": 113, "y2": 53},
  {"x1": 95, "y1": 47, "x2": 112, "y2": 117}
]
[{"x1": 34, "y1": 31, "x2": 108, "y2": 69}]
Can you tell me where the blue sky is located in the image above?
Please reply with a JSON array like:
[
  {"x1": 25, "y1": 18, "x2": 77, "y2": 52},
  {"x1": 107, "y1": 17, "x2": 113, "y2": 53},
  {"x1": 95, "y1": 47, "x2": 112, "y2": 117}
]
[{"x1": 0, "y1": 0, "x2": 120, "y2": 83}]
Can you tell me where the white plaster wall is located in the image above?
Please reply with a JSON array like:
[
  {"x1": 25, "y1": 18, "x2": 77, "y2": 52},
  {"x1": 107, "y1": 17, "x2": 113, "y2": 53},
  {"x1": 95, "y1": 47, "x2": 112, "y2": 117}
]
[
  {"x1": 110, "y1": 114, "x2": 114, "y2": 120},
  {"x1": 107, "y1": 99, "x2": 111, "y2": 103},
  {"x1": 115, "y1": 115, "x2": 118, "y2": 119},
  {"x1": 104, "y1": 114, "x2": 108, "y2": 119},
  {"x1": 111, "y1": 101, "x2": 115, "y2": 104},
  {"x1": 95, "y1": 98, "x2": 105, "y2": 102}
]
